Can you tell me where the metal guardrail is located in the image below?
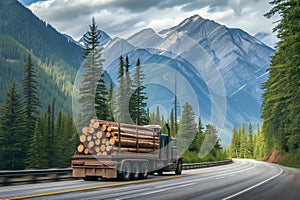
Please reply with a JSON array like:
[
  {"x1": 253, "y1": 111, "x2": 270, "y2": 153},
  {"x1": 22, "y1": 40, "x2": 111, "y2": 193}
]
[
  {"x1": 183, "y1": 159, "x2": 233, "y2": 170},
  {"x1": 0, "y1": 168, "x2": 73, "y2": 186},
  {"x1": 0, "y1": 159, "x2": 233, "y2": 186}
]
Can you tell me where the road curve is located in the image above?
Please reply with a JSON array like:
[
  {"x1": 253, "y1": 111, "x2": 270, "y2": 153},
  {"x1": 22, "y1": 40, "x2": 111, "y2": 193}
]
[{"x1": 0, "y1": 159, "x2": 299, "y2": 200}]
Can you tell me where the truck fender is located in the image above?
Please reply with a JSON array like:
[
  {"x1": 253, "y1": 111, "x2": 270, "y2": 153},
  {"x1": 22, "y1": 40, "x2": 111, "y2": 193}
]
[{"x1": 175, "y1": 156, "x2": 184, "y2": 166}]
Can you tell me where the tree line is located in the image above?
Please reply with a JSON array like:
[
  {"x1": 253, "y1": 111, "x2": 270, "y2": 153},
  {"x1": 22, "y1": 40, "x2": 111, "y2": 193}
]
[
  {"x1": 228, "y1": 124, "x2": 267, "y2": 160},
  {"x1": 0, "y1": 17, "x2": 228, "y2": 170},
  {"x1": 0, "y1": 53, "x2": 77, "y2": 170},
  {"x1": 261, "y1": 0, "x2": 300, "y2": 165}
]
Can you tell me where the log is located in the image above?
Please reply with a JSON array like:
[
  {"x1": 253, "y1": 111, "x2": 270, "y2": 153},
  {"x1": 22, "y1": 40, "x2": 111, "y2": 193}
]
[
  {"x1": 115, "y1": 138, "x2": 158, "y2": 148},
  {"x1": 95, "y1": 120, "x2": 158, "y2": 135},
  {"x1": 93, "y1": 121, "x2": 100, "y2": 129},
  {"x1": 106, "y1": 132, "x2": 111, "y2": 138},
  {"x1": 77, "y1": 144, "x2": 84, "y2": 153},
  {"x1": 96, "y1": 131, "x2": 103, "y2": 139},
  {"x1": 94, "y1": 146, "x2": 100, "y2": 153},
  {"x1": 82, "y1": 127, "x2": 89, "y2": 135},
  {"x1": 109, "y1": 137, "x2": 116, "y2": 145},
  {"x1": 87, "y1": 135, "x2": 92, "y2": 142},
  {"x1": 95, "y1": 139, "x2": 101, "y2": 146},
  {"x1": 114, "y1": 135, "x2": 159, "y2": 144},
  {"x1": 88, "y1": 141, "x2": 94, "y2": 149},
  {"x1": 79, "y1": 135, "x2": 86, "y2": 143},
  {"x1": 106, "y1": 145, "x2": 112, "y2": 152},
  {"x1": 102, "y1": 138, "x2": 107, "y2": 144},
  {"x1": 114, "y1": 132, "x2": 159, "y2": 140},
  {"x1": 88, "y1": 127, "x2": 95, "y2": 134},
  {"x1": 100, "y1": 145, "x2": 106, "y2": 152},
  {"x1": 105, "y1": 141, "x2": 110, "y2": 146},
  {"x1": 101, "y1": 124, "x2": 107, "y2": 132},
  {"x1": 84, "y1": 148, "x2": 89, "y2": 155},
  {"x1": 109, "y1": 126, "x2": 157, "y2": 136},
  {"x1": 102, "y1": 151, "x2": 108, "y2": 156},
  {"x1": 111, "y1": 132, "x2": 116, "y2": 137}
]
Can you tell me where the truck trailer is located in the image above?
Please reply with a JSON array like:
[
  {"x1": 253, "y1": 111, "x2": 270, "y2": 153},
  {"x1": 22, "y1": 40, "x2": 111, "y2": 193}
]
[{"x1": 72, "y1": 121, "x2": 183, "y2": 181}]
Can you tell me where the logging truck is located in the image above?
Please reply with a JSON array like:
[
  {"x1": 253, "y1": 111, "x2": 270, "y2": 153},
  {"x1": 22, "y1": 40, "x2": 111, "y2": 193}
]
[{"x1": 72, "y1": 120, "x2": 183, "y2": 181}]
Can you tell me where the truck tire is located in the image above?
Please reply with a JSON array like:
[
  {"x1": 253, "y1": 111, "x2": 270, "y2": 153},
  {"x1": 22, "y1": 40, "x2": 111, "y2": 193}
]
[
  {"x1": 175, "y1": 160, "x2": 183, "y2": 175},
  {"x1": 157, "y1": 169, "x2": 163, "y2": 175},
  {"x1": 140, "y1": 162, "x2": 149, "y2": 179},
  {"x1": 131, "y1": 162, "x2": 140, "y2": 180},
  {"x1": 119, "y1": 161, "x2": 131, "y2": 181}
]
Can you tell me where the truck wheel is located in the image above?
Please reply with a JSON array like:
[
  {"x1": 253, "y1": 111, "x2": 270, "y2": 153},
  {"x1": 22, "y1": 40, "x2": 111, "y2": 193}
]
[
  {"x1": 175, "y1": 160, "x2": 183, "y2": 175},
  {"x1": 140, "y1": 162, "x2": 149, "y2": 179},
  {"x1": 157, "y1": 169, "x2": 163, "y2": 176},
  {"x1": 131, "y1": 162, "x2": 140, "y2": 180},
  {"x1": 119, "y1": 161, "x2": 131, "y2": 181}
]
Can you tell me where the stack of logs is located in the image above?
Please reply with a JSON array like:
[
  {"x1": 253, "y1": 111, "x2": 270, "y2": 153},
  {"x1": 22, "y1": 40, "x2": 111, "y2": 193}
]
[{"x1": 77, "y1": 119, "x2": 160, "y2": 156}]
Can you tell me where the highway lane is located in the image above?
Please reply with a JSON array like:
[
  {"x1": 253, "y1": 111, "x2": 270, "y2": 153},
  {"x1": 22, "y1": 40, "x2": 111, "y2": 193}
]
[{"x1": 1, "y1": 159, "x2": 299, "y2": 200}]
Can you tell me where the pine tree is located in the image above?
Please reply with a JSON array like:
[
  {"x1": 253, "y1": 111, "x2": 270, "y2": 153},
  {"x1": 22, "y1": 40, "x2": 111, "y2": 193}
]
[
  {"x1": 47, "y1": 105, "x2": 52, "y2": 167},
  {"x1": 26, "y1": 113, "x2": 48, "y2": 169},
  {"x1": 125, "y1": 56, "x2": 132, "y2": 114},
  {"x1": 78, "y1": 17, "x2": 105, "y2": 126},
  {"x1": 95, "y1": 73, "x2": 109, "y2": 120},
  {"x1": 229, "y1": 127, "x2": 239, "y2": 158},
  {"x1": 153, "y1": 106, "x2": 161, "y2": 125},
  {"x1": 22, "y1": 53, "x2": 41, "y2": 159},
  {"x1": 53, "y1": 111, "x2": 63, "y2": 167},
  {"x1": 253, "y1": 125, "x2": 267, "y2": 160},
  {"x1": 129, "y1": 58, "x2": 148, "y2": 125},
  {"x1": 189, "y1": 117, "x2": 204, "y2": 152},
  {"x1": 201, "y1": 124, "x2": 222, "y2": 159},
  {"x1": 116, "y1": 55, "x2": 130, "y2": 123},
  {"x1": 59, "y1": 114, "x2": 77, "y2": 167},
  {"x1": 169, "y1": 109, "x2": 175, "y2": 136},
  {"x1": 0, "y1": 82, "x2": 26, "y2": 169},
  {"x1": 238, "y1": 125, "x2": 247, "y2": 158},
  {"x1": 107, "y1": 81, "x2": 114, "y2": 121},
  {"x1": 177, "y1": 103, "x2": 197, "y2": 154},
  {"x1": 247, "y1": 123, "x2": 254, "y2": 159}
]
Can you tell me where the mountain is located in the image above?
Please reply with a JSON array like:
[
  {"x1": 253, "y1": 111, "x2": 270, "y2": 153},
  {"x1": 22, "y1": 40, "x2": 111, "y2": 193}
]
[
  {"x1": 0, "y1": 0, "x2": 83, "y2": 113},
  {"x1": 127, "y1": 28, "x2": 163, "y2": 48},
  {"x1": 0, "y1": 0, "x2": 82, "y2": 68},
  {"x1": 101, "y1": 15, "x2": 275, "y2": 144},
  {"x1": 254, "y1": 32, "x2": 277, "y2": 48},
  {"x1": 0, "y1": 1, "x2": 274, "y2": 144},
  {"x1": 63, "y1": 33, "x2": 82, "y2": 47}
]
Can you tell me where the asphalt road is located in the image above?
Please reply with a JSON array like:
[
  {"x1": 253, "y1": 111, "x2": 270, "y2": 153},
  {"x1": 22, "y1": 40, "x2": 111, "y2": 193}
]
[{"x1": 1, "y1": 159, "x2": 299, "y2": 200}]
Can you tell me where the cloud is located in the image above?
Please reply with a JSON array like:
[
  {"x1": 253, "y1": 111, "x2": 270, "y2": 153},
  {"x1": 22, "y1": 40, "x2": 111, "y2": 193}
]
[
  {"x1": 26, "y1": 0, "x2": 277, "y2": 46},
  {"x1": 181, "y1": 0, "x2": 268, "y2": 16}
]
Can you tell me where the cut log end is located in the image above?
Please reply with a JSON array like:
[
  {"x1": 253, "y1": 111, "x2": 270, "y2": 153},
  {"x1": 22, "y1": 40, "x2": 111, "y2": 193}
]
[{"x1": 77, "y1": 144, "x2": 84, "y2": 153}]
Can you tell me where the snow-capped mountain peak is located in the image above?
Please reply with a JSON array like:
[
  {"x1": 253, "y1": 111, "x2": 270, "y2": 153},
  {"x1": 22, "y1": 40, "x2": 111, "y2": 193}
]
[
  {"x1": 127, "y1": 28, "x2": 163, "y2": 48},
  {"x1": 101, "y1": 14, "x2": 275, "y2": 144}
]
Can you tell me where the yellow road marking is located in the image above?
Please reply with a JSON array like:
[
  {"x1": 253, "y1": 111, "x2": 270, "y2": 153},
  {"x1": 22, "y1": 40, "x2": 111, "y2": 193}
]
[{"x1": 2, "y1": 161, "x2": 250, "y2": 200}]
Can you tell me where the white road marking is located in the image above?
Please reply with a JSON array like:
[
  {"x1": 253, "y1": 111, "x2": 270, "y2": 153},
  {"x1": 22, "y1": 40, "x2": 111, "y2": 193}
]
[
  {"x1": 117, "y1": 183, "x2": 196, "y2": 200},
  {"x1": 222, "y1": 167, "x2": 284, "y2": 200}
]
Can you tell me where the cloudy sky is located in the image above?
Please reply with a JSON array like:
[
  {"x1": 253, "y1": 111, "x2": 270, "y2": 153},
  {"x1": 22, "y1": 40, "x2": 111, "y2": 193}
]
[{"x1": 18, "y1": 0, "x2": 278, "y2": 47}]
